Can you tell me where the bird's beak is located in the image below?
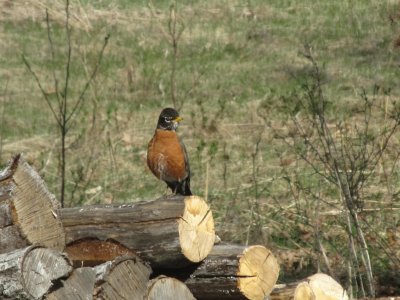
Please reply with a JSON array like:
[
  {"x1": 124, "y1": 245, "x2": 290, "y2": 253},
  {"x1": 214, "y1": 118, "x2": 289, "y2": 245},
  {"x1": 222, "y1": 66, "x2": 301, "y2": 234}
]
[{"x1": 174, "y1": 116, "x2": 183, "y2": 123}]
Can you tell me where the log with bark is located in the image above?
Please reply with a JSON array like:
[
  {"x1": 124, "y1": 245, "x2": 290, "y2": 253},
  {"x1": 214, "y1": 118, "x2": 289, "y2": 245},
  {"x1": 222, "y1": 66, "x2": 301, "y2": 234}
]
[
  {"x1": 270, "y1": 273, "x2": 349, "y2": 300},
  {"x1": 184, "y1": 244, "x2": 280, "y2": 300},
  {"x1": 46, "y1": 267, "x2": 96, "y2": 300},
  {"x1": 0, "y1": 245, "x2": 72, "y2": 299},
  {"x1": 146, "y1": 276, "x2": 196, "y2": 300},
  {"x1": 59, "y1": 195, "x2": 215, "y2": 268},
  {"x1": 0, "y1": 154, "x2": 65, "y2": 254},
  {"x1": 0, "y1": 199, "x2": 29, "y2": 253},
  {"x1": 47, "y1": 255, "x2": 152, "y2": 300}
]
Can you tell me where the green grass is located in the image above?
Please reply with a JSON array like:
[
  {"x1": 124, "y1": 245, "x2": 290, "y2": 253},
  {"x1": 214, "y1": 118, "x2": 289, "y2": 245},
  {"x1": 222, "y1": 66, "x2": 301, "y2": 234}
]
[{"x1": 1, "y1": 0, "x2": 400, "y2": 295}]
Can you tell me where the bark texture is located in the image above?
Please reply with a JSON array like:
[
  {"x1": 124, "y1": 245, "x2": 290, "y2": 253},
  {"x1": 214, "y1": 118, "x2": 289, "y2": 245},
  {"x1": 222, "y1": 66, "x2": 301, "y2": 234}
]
[
  {"x1": 0, "y1": 246, "x2": 72, "y2": 299},
  {"x1": 185, "y1": 244, "x2": 280, "y2": 300},
  {"x1": 47, "y1": 255, "x2": 152, "y2": 300},
  {"x1": 60, "y1": 195, "x2": 215, "y2": 268}
]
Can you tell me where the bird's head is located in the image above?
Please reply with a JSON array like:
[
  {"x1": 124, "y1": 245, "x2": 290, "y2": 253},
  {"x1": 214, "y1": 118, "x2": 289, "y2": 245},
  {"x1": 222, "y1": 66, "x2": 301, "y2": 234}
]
[{"x1": 157, "y1": 107, "x2": 183, "y2": 131}]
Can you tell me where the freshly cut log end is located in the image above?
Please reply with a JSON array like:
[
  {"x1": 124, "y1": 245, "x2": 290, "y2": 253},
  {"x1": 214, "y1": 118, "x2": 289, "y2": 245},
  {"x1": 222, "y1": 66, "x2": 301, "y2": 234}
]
[
  {"x1": 295, "y1": 282, "x2": 315, "y2": 300},
  {"x1": 65, "y1": 239, "x2": 135, "y2": 267},
  {"x1": 6, "y1": 155, "x2": 65, "y2": 251},
  {"x1": 296, "y1": 273, "x2": 349, "y2": 300},
  {"x1": 184, "y1": 244, "x2": 279, "y2": 300},
  {"x1": 237, "y1": 245, "x2": 280, "y2": 300},
  {"x1": 0, "y1": 246, "x2": 72, "y2": 299},
  {"x1": 94, "y1": 256, "x2": 152, "y2": 300},
  {"x1": 271, "y1": 273, "x2": 348, "y2": 300},
  {"x1": 179, "y1": 195, "x2": 215, "y2": 263},
  {"x1": 147, "y1": 276, "x2": 196, "y2": 300}
]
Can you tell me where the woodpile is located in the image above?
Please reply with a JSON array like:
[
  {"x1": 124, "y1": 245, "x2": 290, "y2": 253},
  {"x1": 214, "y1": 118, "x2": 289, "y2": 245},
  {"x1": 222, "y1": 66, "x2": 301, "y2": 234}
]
[{"x1": 0, "y1": 154, "x2": 349, "y2": 300}]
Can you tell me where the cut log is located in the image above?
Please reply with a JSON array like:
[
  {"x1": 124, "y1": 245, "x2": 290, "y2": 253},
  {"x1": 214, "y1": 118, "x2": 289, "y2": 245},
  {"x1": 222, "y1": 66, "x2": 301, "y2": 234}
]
[
  {"x1": 270, "y1": 273, "x2": 349, "y2": 300},
  {"x1": 0, "y1": 172, "x2": 28, "y2": 254},
  {"x1": 0, "y1": 154, "x2": 65, "y2": 253},
  {"x1": 0, "y1": 245, "x2": 72, "y2": 299},
  {"x1": 185, "y1": 244, "x2": 280, "y2": 300},
  {"x1": 47, "y1": 255, "x2": 152, "y2": 300},
  {"x1": 0, "y1": 225, "x2": 29, "y2": 253},
  {"x1": 146, "y1": 276, "x2": 195, "y2": 300},
  {"x1": 94, "y1": 255, "x2": 152, "y2": 299},
  {"x1": 59, "y1": 195, "x2": 215, "y2": 268},
  {"x1": 46, "y1": 267, "x2": 96, "y2": 300}
]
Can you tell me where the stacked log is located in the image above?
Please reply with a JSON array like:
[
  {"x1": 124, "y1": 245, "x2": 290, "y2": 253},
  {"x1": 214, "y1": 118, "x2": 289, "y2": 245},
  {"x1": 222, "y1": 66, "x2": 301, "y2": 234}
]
[
  {"x1": 47, "y1": 255, "x2": 152, "y2": 300},
  {"x1": 59, "y1": 194, "x2": 216, "y2": 268},
  {"x1": 0, "y1": 155, "x2": 350, "y2": 300},
  {"x1": 0, "y1": 246, "x2": 72, "y2": 299},
  {"x1": 185, "y1": 244, "x2": 279, "y2": 300},
  {"x1": 0, "y1": 154, "x2": 65, "y2": 254},
  {"x1": 147, "y1": 276, "x2": 196, "y2": 300},
  {"x1": 0, "y1": 199, "x2": 28, "y2": 253},
  {"x1": 270, "y1": 273, "x2": 349, "y2": 300}
]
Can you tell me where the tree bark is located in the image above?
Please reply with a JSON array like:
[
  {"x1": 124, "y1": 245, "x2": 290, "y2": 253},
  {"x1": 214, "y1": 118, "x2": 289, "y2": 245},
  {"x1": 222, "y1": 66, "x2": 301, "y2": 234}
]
[
  {"x1": 184, "y1": 244, "x2": 280, "y2": 300},
  {"x1": 47, "y1": 255, "x2": 152, "y2": 300},
  {"x1": 146, "y1": 276, "x2": 195, "y2": 300},
  {"x1": 59, "y1": 195, "x2": 215, "y2": 268},
  {"x1": 0, "y1": 199, "x2": 13, "y2": 227},
  {"x1": 0, "y1": 225, "x2": 29, "y2": 253},
  {"x1": 0, "y1": 154, "x2": 65, "y2": 254},
  {"x1": 0, "y1": 199, "x2": 29, "y2": 254},
  {"x1": 270, "y1": 273, "x2": 349, "y2": 300},
  {"x1": 0, "y1": 245, "x2": 72, "y2": 299}
]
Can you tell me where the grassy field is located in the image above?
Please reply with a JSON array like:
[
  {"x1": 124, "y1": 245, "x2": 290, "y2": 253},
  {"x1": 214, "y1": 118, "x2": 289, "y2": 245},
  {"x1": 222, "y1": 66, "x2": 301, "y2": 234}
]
[{"x1": 1, "y1": 0, "x2": 400, "y2": 296}]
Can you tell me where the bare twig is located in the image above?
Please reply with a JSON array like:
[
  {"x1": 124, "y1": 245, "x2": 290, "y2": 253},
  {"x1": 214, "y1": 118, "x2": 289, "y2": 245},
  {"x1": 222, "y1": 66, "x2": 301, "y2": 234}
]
[
  {"x1": 22, "y1": 55, "x2": 62, "y2": 127},
  {"x1": 23, "y1": 0, "x2": 109, "y2": 207},
  {"x1": 46, "y1": 9, "x2": 62, "y2": 109},
  {"x1": 148, "y1": 0, "x2": 185, "y2": 110},
  {"x1": 66, "y1": 33, "x2": 109, "y2": 127}
]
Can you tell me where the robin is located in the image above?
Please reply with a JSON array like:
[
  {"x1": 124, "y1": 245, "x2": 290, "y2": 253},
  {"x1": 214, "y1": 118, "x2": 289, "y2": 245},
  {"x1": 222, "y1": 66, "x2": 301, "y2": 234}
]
[{"x1": 147, "y1": 108, "x2": 192, "y2": 196}]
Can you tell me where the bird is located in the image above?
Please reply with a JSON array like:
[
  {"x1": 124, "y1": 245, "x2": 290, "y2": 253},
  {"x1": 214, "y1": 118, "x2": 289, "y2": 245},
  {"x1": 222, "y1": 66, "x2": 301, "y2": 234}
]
[{"x1": 147, "y1": 107, "x2": 192, "y2": 196}]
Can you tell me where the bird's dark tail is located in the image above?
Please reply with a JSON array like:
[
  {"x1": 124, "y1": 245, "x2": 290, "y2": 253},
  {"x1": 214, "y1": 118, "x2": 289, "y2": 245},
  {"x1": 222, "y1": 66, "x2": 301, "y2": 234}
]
[{"x1": 167, "y1": 179, "x2": 192, "y2": 196}]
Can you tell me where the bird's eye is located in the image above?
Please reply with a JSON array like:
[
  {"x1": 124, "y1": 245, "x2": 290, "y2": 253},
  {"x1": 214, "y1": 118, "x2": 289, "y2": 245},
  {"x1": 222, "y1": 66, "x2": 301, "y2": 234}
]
[{"x1": 164, "y1": 117, "x2": 172, "y2": 123}]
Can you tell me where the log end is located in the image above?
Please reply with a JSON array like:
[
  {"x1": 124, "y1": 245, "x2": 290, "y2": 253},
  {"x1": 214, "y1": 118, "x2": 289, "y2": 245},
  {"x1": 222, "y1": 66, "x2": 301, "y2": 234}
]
[
  {"x1": 147, "y1": 276, "x2": 196, "y2": 300},
  {"x1": 294, "y1": 282, "x2": 315, "y2": 300},
  {"x1": 179, "y1": 196, "x2": 215, "y2": 263},
  {"x1": 22, "y1": 246, "x2": 72, "y2": 299},
  {"x1": 10, "y1": 156, "x2": 65, "y2": 250},
  {"x1": 237, "y1": 245, "x2": 280, "y2": 300},
  {"x1": 94, "y1": 256, "x2": 152, "y2": 299},
  {"x1": 297, "y1": 273, "x2": 349, "y2": 300}
]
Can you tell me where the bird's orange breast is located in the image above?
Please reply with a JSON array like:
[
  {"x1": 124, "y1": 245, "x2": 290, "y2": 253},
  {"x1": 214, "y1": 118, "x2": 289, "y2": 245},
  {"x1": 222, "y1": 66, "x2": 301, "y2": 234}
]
[{"x1": 147, "y1": 129, "x2": 187, "y2": 182}]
